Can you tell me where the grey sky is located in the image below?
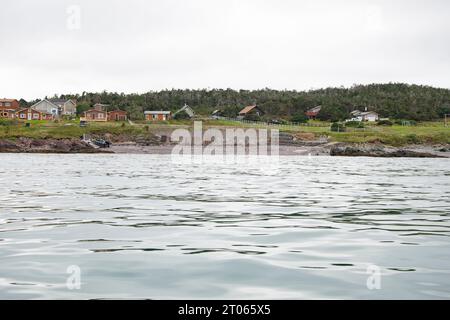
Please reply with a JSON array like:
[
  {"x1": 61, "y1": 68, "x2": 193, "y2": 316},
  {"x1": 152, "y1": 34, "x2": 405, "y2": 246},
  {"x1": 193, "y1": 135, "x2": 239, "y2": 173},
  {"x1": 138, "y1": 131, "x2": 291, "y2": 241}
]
[{"x1": 1, "y1": 0, "x2": 449, "y2": 100}]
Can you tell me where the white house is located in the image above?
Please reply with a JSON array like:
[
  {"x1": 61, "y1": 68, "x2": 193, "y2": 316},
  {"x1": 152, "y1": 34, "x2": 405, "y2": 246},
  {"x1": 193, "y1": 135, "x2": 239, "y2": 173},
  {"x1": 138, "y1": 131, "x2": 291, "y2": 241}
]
[
  {"x1": 173, "y1": 103, "x2": 195, "y2": 118},
  {"x1": 349, "y1": 110, "x2": 379, "y2": 122},
  {"x1": 49, "y1": 99, "x2": 77, "y2": 116},
  {"x1": 31, "y1": 99, "x2": 77, "y2": 117},
  {"x1": 30, "y1": 99, "x2": 60, "y2": 117}
]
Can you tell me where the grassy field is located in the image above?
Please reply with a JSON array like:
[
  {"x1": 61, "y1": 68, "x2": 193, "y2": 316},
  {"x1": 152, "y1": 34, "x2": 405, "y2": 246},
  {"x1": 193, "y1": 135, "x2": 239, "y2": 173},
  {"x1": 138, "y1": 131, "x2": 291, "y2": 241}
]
[{"x1": 0, "y1": 118, "x2": 449, "y2": 146}]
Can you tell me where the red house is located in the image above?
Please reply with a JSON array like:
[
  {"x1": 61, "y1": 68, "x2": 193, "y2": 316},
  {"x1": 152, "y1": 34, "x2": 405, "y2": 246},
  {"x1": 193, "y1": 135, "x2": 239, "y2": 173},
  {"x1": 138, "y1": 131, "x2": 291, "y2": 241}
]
[
  {"x1": 83, "y1": 109, "x2": 108, "y2": 122},
  {"x1": 0, "y1": 99, "x2": 20, "y2": 110},
  {"x1": 144, "y1": 111, "x2": 172, "y2": 121},
  {"x1": 108, "y1": 110, "x2": 128, "y2": 121},
  {"x1": 16, "y1": 108, "x2": 53, "y2": 121},
  {"x1": 305, "y1": 106, "x2": 322, "y2": 120}
]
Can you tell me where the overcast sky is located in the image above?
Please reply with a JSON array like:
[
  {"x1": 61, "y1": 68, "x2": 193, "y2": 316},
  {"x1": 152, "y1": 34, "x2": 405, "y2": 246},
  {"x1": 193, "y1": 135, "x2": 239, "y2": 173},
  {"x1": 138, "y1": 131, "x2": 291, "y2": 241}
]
[{"x1": 1, "y1": 0, "x2": 449, "y2": 100}]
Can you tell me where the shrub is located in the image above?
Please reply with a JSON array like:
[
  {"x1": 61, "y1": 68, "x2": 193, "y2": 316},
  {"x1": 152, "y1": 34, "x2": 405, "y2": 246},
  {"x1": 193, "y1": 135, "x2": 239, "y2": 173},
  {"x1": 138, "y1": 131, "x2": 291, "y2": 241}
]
[
  {"x1": 331, "y1": 122, "x2": 346, "y2": 132},
  {"x1": 0, "y1": 119, "x2": 17, "y2": 126},
  {"x1": 291, "y1": 113, "x2": 309, "y2": 123},
  {"x1": 377, "y1": 120, "x2": 393, "y2": 126},
  {"x1": 345, "y1": 121, "x2": 363, "y2": 128},
  {"x1": 243, "y1": 113, "x2": 261, "y2": 122},
  {"x1": 405, "y1": 134, "x2": 420, "y2": 144}
]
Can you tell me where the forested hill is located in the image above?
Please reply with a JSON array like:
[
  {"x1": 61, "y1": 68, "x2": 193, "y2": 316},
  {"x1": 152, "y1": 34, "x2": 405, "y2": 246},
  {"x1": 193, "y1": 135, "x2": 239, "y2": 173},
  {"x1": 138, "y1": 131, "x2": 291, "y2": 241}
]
[{"x1": 39, "y1": 83, "x2": 450, "y2": 121}]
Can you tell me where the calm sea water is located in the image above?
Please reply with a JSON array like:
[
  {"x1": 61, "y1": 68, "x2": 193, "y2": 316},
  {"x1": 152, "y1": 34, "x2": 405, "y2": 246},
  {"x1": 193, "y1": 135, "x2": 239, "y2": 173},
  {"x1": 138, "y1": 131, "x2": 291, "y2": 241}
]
[{"x1": 0, "y1": 154, "x2": 449, "y2": 299}]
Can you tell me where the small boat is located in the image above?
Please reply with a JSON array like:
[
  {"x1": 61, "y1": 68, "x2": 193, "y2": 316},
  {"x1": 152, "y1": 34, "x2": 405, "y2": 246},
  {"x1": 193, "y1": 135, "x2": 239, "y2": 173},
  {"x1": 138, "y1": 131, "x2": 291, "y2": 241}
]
[{"x1": 92, "y1": 139, "x2": 111, "y2": 148}]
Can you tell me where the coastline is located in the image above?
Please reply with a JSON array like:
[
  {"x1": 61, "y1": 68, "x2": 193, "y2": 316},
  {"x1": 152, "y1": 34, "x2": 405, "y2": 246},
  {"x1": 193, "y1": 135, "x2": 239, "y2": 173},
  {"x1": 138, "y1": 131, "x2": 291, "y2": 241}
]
[{"x1": 1, "y1": 137, "x2": 449, "y2": 157}]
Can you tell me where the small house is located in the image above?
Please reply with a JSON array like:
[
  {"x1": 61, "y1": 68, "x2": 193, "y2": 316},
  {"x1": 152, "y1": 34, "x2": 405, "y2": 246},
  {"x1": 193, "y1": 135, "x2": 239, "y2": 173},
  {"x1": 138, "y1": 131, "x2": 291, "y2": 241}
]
[
  {"x1": 49, "y1": 99, "x2": 77, "y2": 116},
  {"x1": 305, "y1": 106, "x2": 322, "y2": 120},
  {"x1": 350, "y1": 109, "x2": 379, "y2": 122},
  {"x1": 0, "y1": 99, "x2": 20, "y2": 119},
  {"x1": 30, "y1": 99, "x2": 60, "y2": 118},
  {"x1": 83, "y1": 109, "x2": 108, "y2": 122},
  {"x1": 0, "y1": 99, "x2": 20, "y2": 110},
  {"x1": 16, "y1": 107, "x2": 53, "y2": 121},
  {"x1": 238, "y1": 105, "x2": 264, "y2": 119},
  {"x1": 211, "y1": 109, "x2": 224, "y2": 119},
  {"x1": 173, "y1": 103, "x2": 195, "y2": 119},
  {"x1": 144, "y1": 111, "x2": 171, "y2": 121},
  {"x1": 108, "y1": 110, "x2": 128, "y2": 121}
]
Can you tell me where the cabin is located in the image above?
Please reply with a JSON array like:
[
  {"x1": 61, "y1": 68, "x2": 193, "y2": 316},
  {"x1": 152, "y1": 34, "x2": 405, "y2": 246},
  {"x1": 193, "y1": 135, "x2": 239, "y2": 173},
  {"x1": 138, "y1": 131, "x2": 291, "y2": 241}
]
[
  {"x1": 0, "y1": 109, "x2": 16, "y2": 119},
  {"x1": 350, "y1": 110, "x2": 379, "y2": 122},
  {"x1": 144, "y1": 111, "x2": 171, "y2": 121},
  {"x1": 0, "y1": 99, "x2": 20, "y2": 110},
  {"x1": 83, "y1": 109, "x2": 108, "y2": 122},
  {"x1": 305, "y1": 106, "x2": 322, "y2": 120},
  {"x1": 49, "y1": 99, "x2": 77, "y2": 116},
  {"x1": 238, "y1": 105, "x2": 264, "y2": 119},
  {"x1": 30, "y1": 99, "x2": 60, "y2": 118},
  {"x1": 108, "y1": 110, "x2": 128, "y2": 121},
  {"x1": 0, "y1": 99, "x2": 20, "y2": 119},
  {"x1": 16, "y1": 108, "x2": 53, "y2": 121},
  {"x1": 211, "y1": 109, "x2": 225, "y2": 119},
  {"x1": 173, "y1": 104, "x2": 195, "y2": 119}
]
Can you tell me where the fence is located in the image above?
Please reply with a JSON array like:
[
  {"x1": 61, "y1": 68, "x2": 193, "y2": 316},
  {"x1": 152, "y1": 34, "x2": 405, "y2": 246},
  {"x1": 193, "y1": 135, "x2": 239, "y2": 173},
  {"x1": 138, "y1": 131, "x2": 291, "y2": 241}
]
[{"x1": 212, "y1": 116, "x2": 330, "y2": 129}]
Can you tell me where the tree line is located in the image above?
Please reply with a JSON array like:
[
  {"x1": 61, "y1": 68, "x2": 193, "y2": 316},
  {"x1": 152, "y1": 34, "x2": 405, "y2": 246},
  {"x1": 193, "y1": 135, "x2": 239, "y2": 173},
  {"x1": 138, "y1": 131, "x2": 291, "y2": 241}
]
[{"x1": 28, "y1": 83, "x2": 450, "y2": 121}]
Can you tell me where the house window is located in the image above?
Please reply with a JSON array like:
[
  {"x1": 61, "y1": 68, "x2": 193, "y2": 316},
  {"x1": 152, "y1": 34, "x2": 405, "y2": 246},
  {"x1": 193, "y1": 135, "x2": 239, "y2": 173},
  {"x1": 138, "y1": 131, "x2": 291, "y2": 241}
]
[
  {"x1": 5, "y1": 102, "x2": 11, "y2": 107},
  {"x1": 20, "y1": 113, "x2": 26, "y2": 119},
  {"x1": 33, "y1": 113, "x2": 39, "y2": 119},
  {"x1": 153, "y1": 114, "x2": 157, "y2": 120},
  {"x1": 98, "y1": 113, "x2": 104, "y2": 119}
]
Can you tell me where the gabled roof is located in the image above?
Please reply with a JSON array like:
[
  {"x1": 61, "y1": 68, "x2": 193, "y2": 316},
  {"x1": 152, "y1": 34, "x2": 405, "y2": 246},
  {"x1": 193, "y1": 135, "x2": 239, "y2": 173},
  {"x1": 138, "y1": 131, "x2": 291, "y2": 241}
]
[
  {"x1": 306, "y1": 106, "x2": 322, "y2": 114},
  {"x1": 49, "y1": 99, "x2": 67, "y2": 105},
  {"x1": 351, "y1": 110, "x2": 378, "y2": 116},
  {"x1": 0, "y1": 99, "x2": 18, "y2": 103},
  {"x1": 30, "y1": 99, "x2": 59, "y2": 109},
  {"x1": 239, "y1": 105, "x2": 258, "y2": 114},
  {"x1": 85, "y1": 108, "x2": 107, "y2": 113},
  {"x1": 49, "y1": 99, "x2": 76, "y2": 105},
  {"x1": 360, "y1": 111, "x2": 379, "y2": 116},
  {"x1": 173, "y1": 104, "x2": 195, "y2": 117}
]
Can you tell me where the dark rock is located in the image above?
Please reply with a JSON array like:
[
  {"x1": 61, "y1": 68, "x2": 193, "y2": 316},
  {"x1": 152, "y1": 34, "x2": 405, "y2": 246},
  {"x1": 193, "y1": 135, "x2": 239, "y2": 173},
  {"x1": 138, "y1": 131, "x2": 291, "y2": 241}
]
[
  {"x1": 0, "y1": 139, "x2": 21, "y2": 152},
  {"x1": 0, "y1": 138, "x2": 108, "y2": 153},
  {"x1": 331, "y1": 144, "x2": 444, "y2": 158}
]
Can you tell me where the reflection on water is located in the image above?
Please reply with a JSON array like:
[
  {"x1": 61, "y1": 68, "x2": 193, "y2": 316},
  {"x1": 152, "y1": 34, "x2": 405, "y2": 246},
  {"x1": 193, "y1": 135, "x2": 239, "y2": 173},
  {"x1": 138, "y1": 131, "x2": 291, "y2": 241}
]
[{"x1": 0, "y1": 154, "x2": 449, "y2": 299}]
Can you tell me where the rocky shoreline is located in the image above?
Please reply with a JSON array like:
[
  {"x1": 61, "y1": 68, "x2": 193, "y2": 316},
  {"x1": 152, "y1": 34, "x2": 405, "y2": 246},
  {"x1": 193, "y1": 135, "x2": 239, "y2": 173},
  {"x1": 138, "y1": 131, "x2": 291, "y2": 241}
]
[
  {"x1": 0, "y1": 138, "x2": 111, "y2": 154},
  {"x1": 329, "y1": 144, "x2": 449, "y2": 158},
  {"x1": 1, "y1": 136, "x2": 449, "y2": 158}
]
